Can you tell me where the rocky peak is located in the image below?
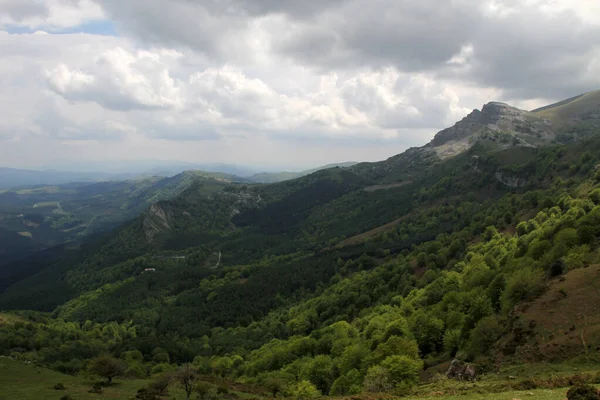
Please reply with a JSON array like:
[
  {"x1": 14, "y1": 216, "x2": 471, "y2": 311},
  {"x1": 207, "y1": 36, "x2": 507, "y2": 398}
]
[
  {"x1": 427, "y1": 101, "x2": 553, "y2": 158},
  {"x1": 480, "y1": 102, "x2": 528, "y2": 125}
]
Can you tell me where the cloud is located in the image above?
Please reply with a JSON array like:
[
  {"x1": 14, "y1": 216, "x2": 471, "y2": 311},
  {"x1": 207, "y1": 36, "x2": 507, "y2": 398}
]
[
  {"x1": 46, "y1": 47, "x2": 184, "y2": 111},
  {"x1": 1, "y1": 0, "x2": 600, "y2": 169},
  {"x1": 95, "y1": 0, "x2": 600, "y2": 102},
  {"x1": 0, "y1": 0, "x2": 105, "y2": 30}
]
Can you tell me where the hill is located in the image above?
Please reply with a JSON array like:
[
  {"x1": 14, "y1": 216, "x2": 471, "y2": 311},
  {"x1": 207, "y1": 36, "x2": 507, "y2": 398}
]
[
  {"x1": 248, "y1": 162, "x2": 358, "y2": 183},
  {"x1": 0, "y1": 171, "x2": 248, "y2": 270},
  {"x1": 2, "y1": 90, "x2": 600, "y2": 398}
]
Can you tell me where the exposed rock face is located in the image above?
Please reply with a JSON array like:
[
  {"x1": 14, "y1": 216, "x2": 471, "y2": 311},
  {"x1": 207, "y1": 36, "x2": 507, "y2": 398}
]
[
  {"x1": 446, "y1": 359, "x2": 479, "y2": 381},
  {"x1": 495, "y1": 172, "x2": 527, "y2": 188},
  {"x1": 143, "y1": 203, "x2": 172, "y2": 243},
  {"x1": 427, "y1": 102, "x2": 553, "y2": 158},
  {"x1": 429, "y1": 109, "x2": 485, "y2": 147}
]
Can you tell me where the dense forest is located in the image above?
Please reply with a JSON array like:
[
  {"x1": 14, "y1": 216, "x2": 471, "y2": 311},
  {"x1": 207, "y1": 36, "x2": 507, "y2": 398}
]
[{"x1": 2, "y1": 92, "x2": 600, "y2": 399}]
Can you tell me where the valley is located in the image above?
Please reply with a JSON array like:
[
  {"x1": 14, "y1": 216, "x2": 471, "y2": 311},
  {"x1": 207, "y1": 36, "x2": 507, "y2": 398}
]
[{"x1": 2, "y1": 90, "x2": 600, "y2": 399}]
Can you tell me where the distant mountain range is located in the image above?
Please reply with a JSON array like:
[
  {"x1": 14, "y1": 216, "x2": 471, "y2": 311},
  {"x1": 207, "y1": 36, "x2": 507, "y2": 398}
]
[{"x1": 0, "y1": 162, "x2": 359, "y2": 190}]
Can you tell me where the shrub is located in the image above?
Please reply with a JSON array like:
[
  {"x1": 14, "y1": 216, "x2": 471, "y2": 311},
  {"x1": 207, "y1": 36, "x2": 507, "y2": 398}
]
[
  {"x1": 363, "y1": 365, "x2": 392, "y2": 393},
  {"x1": 290, "y1": 380, "x2": 321, "y2": 399},
  {"x1": 150, "y1": 363, "x2": 175, "y2": 375},
  {"x1": 380, "y1": 355, "x2": 423, "y2": 387},
  {"x1": 567, "y1": 384, "x2": 600, "y2": 400},
  {"x1": 53, "y1": 383, "x2": 66, "y2": 390},
  {"x1": 502, "y1": 267, "x2": 545, "y2": 311},
  {"x1": 88, "y1": 382, "x2": 104, "y2": 394},
  {"x1": 467, "y1": 316, "x2": 502, "y2": 357}
]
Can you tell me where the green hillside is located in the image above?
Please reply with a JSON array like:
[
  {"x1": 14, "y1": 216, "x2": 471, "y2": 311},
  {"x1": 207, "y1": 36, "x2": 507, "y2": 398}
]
[
  {"x1": 248, "y1": 162, "x2": 358, "y2": 184},
  {"x1": 3, "y1": 92, "x2": 600, "y2": 399},
  {"x1": 0, "y1": 171, "x2": 247, "y2": 266}
]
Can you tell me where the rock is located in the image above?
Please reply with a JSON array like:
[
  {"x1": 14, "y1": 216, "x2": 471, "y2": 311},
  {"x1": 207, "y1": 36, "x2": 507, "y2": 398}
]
[
  {"x1": 446, "y1": 359, "x2": 479, "y2": 381},
  {"x1": 427, "y1": 101, "x2": 552, "y2": 159}
]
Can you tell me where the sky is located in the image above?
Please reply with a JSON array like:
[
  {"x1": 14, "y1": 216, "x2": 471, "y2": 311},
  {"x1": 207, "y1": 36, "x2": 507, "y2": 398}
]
[{"x1": 1, "y1": 0, "x2": 600, "y2": 170}]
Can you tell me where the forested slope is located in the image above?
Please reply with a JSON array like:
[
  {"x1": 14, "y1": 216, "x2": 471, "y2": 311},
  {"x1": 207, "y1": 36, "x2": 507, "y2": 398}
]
[{"x1": 2, "y1": 92, "x2": 600, "y2": 397}]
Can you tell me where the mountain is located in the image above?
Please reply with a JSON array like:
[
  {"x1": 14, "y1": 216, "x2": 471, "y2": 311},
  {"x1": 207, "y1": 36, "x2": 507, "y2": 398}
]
[
  {"x1": 248, "y1": 162, "x2": 359, "y2": 183},
  {"x1": 2, "y1": 90, "x2": 600, "y2": 398},
  {"x1": 0, "y1": 171, "x2": 252, "y2": 266},
  {"x1": 0, "y1": 167, "x2": 138, "y2": 189}
]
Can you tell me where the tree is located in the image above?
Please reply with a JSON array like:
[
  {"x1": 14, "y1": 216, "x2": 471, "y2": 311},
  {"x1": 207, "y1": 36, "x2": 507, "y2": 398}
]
[
  {"x1": 363, "y1": 365, "x2": 392, "y2": 393},
  {"x1": 88, "y1": 355, "x2": 127, "y2": 385},
  {"x1": 174, "y1": 364, "x2": 199, "y2": 400},
  {"x1": 290, "y1": 380, "x2": 321, "y2": 399},
  {"x1": 195, "y1": 381, "x2": 217, "y2": 400},
  {"x1": 264, "y1": 376, "x2": 286, "y2": 398},
  {"x1": 380, "y1": 355, "x2": 423, "y2": 387},
  {"x1": 329, "y1": 369, "x2": 362, "y2": 396},
  {"x1": 136, "y1": 374, "x2": 171, "y2": 400},
  {"x1": 467, "y1": 316, "x2": 501, "y2": 357}
]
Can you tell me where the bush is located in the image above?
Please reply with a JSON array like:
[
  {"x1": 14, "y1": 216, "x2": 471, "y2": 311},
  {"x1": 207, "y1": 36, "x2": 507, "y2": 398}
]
[
  {"x1": 380, "y1": 355, "x2": 423, "y2": 387},
  {"x1": 88, "y1": 382, "x2": 104, "y2": 394},
  {"x1": 467, "y1": 316, "x2": 502, "y2": 357},
  {"x1": 60, "y1": 395, "x2": 74, "y2": 400},
  {"x1": 150, "y1": 363, "x2": 176, "y2": 375},
  {"x1": 289, "y1": 380, "x2": 320, "y2": 399},
  {"x1": 567, "y1": 384, "x2": 600, "y2": 400},
  {"x1": 502, "y1": 267, "x2": 545, "y2": 311},
  {"x1": 363, "y1": 365, "x2": 391, "y2": 392},
  {"x1": 53, "y1": 383, "x2": 66, "y2": 390}
]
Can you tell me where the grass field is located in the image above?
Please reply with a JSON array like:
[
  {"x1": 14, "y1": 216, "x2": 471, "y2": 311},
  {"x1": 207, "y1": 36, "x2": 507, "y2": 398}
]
[
  {"x1": 3, "y1": 357, "x2": 599, "y2": 400},
  {"x1": 0, "y1": 358, "x2": 268, "y2": 400},
  {"x1": 0, "y1": 358, "x2": 188, "y2": 400},
  {"x1": 407, "y1": 388, "x2": 571, "y2": 400}
]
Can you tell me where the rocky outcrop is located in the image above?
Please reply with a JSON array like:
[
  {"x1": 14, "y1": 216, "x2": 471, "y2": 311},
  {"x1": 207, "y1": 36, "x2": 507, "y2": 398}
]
[
  {"x1": 143, "y1": 203, "x2": 172, "y2": 243},
  {"x1": 495, "y1": 172, "x2": 527, "y2": 188},
  {"x1": 446, "y1": 359, "x2": 479, "y2": 381},
  {"x1": 427, "y1": 102, "x2": 553, "y2": 158}
]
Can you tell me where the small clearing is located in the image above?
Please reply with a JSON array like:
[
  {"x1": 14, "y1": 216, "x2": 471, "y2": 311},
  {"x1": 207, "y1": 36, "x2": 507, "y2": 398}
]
[
  {"x1": 335, "y1": 211, "x2": 415, "y2": 248},
  {"x1": 363, "y1": 181, "x2": 413, "y2": 192}
]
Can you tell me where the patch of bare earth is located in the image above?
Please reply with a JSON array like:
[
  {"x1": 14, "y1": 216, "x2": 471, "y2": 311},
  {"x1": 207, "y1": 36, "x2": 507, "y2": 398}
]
[
  {"x1": 514, "y1": 266, "x2": 600, "y2": 361},
  {"x1": 335, "y1": 211, "x2": 416, "y2": 248},
  {"x1": 363, "y1": 181, "x2": 413, "y2": 192}
]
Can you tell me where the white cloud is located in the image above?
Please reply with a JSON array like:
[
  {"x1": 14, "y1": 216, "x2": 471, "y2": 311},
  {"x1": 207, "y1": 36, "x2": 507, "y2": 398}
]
[
  {"x1": 46, "y1": 47, "x2": 184, "y2": 111},
  {"x1": 1, "y1": 0, "x2": 600, "y2": 169}
]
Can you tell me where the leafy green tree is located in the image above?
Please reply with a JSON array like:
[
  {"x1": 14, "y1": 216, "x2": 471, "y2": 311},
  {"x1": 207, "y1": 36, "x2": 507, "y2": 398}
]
[
  {"x1": 338, "y1": 343, "x2": 368, "y2": 375},
  {"x1": 374, "y1": 336, "x2": 419, "y2": 362},
  {"x1": 501, "y1": 267, "x2": 545, "y2": 311},
  {"x1": 264, "y1": 376, "x2": 286, "y2": 398},
  {"x1": 88, "y1": 355, "x2": 128, "y2": 385},
  {"x1": 363, "y1": 365, "x2": 392, "y2": 393},
  {"x1": 303, "y1": 355, "x2": 334, "y2": 394},
  {"x1": 152, "y1": 348, "x2": 170, "y2": 363},
  {"x1": 290, "y1": 380, "x2": 321, "y2": 399},
  {"x1": 409, "y1": 310, "x2": 444, "y2": 355},
  {"x1": 380, "y1": 355, "x2": 423, "y2": 387},
  {"x1": 467, "y1": 316, "x2": 502, "y2": 357},
  {"x1": 329, "y1": 369, "x2": 362, "y2": 396},
  {"x1": 443, "y1": 329, "x2": 461, "y2": 356},
  {"x1": 195, "y1": 381, "x2": 217, "y2": 400}
]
